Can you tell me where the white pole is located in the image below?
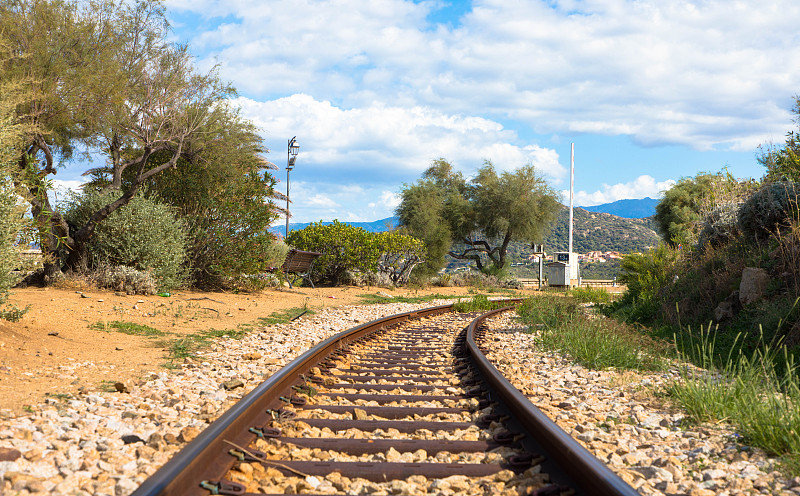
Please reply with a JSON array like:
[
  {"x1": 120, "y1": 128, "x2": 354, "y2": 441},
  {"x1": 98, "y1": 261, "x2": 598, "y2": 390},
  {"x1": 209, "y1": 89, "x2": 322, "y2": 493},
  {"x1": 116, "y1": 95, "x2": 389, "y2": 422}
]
[{"x1": 568, "y1": 143, "x2": 574, "y2": 255}]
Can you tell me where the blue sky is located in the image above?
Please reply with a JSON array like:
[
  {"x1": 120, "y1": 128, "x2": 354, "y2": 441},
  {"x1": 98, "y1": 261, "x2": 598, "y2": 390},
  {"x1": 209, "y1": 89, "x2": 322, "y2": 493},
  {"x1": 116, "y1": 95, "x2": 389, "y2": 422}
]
[{"x1": 57, "y1": 1, "x2": 800, "y2": 223}]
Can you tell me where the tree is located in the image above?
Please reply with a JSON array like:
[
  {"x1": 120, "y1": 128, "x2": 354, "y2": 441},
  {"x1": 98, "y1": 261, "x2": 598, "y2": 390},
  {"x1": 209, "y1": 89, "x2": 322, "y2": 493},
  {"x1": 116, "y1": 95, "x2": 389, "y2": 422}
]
[
  {"x1": 84, "y1": 104, "x2": 284, "y2": 289},
  {"x1": 0, "y1": 35, "x2": 39, "y2": 318},
  {"x1": 397, "y1": 159, "x2": 561, "y2": 273},
  {"x1": 1, "y1": 0, "x2": 237, "y2": 281},
  {"x1": 654, "y1": 172, "x2": 739, "y2": 247},
  {"x1": 759, "y1": 95, "x2": 800, "y2": 182}
]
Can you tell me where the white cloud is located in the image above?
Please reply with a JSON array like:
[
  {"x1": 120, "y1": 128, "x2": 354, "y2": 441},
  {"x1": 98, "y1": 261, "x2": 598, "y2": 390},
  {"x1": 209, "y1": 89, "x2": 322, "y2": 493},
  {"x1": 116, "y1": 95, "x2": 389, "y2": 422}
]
[
  {"x1": 368, "y1": 191, "x2": 400, "y2": 210},
  {"x1": 234, "y1": 95, "x2": 566, "y2": 179},
  {"x1": 569, "y1": 175, "x2": 676, "y2": 206},
  {"x1": 168, "y1": 0, "x2": 799, "y2": 151}
]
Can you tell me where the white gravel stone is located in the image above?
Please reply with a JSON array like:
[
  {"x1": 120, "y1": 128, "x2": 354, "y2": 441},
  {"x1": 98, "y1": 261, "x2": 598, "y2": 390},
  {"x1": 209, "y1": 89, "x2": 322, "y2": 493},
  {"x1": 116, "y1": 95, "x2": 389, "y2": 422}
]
[{"x1": 481, "y1": 311, "x2": 793, "y2": 496}]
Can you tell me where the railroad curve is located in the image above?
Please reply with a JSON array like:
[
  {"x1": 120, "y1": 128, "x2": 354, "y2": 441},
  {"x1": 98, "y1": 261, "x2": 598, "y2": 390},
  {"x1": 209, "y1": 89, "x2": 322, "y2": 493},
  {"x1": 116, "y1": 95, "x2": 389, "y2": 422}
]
[{"x1": 132, "y1": 302, "x2": 639, "y2": 496}]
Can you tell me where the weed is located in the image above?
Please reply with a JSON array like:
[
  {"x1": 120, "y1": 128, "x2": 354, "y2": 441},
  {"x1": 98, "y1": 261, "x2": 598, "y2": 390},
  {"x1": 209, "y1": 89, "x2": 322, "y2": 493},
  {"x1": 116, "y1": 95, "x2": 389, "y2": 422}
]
[
  {"x1": 356, "y1": 293, "x2": 459, "y2": 305},
  {"x1": 568, "y1": 286, "x2": 612, "y2": 305},
  {"x1": 453, "y1": 294, "x2": 502, "y2": 313},
  {"x1": 670, "y1": 324, "x2": 800, "y2": 467},
  {"x1": 517, "y1": 295, "x2": 667, "y2": 371},
  {"x1": 256, "y1": 306, "x2": 316, "y2": 326},
  {"x1": 89, "y1": 320, "x2": 165, "y2": 337}
]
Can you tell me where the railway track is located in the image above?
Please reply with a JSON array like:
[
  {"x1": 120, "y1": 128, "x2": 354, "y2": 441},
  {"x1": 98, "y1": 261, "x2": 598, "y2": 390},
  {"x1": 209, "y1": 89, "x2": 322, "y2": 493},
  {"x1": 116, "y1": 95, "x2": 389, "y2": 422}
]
[{"x1": 132, "y1": 302, "x2": 639, "y2": 496}]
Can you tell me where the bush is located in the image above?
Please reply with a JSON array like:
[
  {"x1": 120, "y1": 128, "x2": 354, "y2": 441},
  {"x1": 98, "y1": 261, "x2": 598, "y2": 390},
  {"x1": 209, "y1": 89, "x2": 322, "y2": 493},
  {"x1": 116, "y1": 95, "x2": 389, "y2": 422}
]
[
  {"x1": 63, "y1": 190, "x2": 188, "y2": 291},
  {"x1": 610, "y1": 244, "x2": 681, "y2": 322},
  {"x1": 738, "y1": 182, "x2": 800, "y2": 242},
  {"x1": 87, "y1": 264, "x2": 158, "y2": 295},
  {"x1": 375, "y1": 231, "x2": 425, "y2": 285},
  {"x1": 698, "y1": 200, "x2": 743, "y2": 250},
  {"x1": 286, "y1": 221, "x2": 381, "y2": 286},
  {"x1": 0, "y1": 179, "x2": 37, "y2": 320}
]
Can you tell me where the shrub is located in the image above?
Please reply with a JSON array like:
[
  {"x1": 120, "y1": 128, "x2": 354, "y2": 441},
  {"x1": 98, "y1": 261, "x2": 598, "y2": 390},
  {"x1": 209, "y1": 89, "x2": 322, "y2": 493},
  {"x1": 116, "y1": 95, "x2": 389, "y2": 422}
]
[
  {"x1": 87, "y1": 264, "x2": 158, "y2": 295},
  {"x1": 286, "y1": 221, "x2": 381, "y2": 286},
  {"x1": 0, "y1": 179, "x2": 37, "y2": 320},
  {"x1": 63, "y1": 190, "x2": 188, "y2": 291},
  {"x1": 610, "y1": 243, "x2": 681, "y2": 322},
  {"x1": 738, "y1": 182, "x2": 800, "y2": 242},
  {"x1": 698, "y1": 200, "x2": 743, "y2": 250},
  {"x1": 375, "y1": 231, "x2": 425, "y2": 285}
]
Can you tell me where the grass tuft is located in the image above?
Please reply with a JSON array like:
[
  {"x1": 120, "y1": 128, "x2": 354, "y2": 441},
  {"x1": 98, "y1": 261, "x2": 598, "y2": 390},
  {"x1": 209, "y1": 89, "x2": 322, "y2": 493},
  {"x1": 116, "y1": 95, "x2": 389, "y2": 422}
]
[{"x1": 516, "y1": 295, "x2": 667, "y2": 371}]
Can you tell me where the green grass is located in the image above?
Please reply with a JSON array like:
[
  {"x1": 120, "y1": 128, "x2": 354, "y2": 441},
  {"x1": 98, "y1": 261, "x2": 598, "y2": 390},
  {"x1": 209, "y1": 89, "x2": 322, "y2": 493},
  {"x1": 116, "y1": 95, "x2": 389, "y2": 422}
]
[
  {"x1": 255, "y1": 305, "x2": 316, "y2": 326},
  {"x1": 89, "y1": 320, "x2": 166, "y2": 337},
  {"x1": 670, "y1": 325, "x2": 800, "y2": 466},
  {"x1": 567, "y1": 286, "x2": 613, "y2": 305},
  {"x1": 516, "y1": 295, "x2": 667, "y2": 371},
  {"x1": 452, "y1": 294, "x2": 503, "y2": 313},
  {"x1": 356, "y1": 292, "x2": 460, "y2": 305}
]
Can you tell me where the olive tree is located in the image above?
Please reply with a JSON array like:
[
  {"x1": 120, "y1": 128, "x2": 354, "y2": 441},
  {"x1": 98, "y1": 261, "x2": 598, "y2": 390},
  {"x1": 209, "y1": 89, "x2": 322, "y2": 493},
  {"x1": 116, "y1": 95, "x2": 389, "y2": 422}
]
[{"x1": 397, "y1": 159, "x2": 561, "y2": 273}]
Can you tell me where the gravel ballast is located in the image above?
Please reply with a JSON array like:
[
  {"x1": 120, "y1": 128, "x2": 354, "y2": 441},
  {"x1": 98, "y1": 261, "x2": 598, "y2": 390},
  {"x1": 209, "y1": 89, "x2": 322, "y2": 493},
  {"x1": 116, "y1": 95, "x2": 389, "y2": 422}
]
[{"x1": 0, "y1": 302, "x2": 798, "y2": 495}]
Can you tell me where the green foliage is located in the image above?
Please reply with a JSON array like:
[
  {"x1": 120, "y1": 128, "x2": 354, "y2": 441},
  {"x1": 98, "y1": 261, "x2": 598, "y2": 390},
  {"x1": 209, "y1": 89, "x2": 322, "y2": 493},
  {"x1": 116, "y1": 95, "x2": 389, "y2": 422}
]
[
  {"x1": 452, "y1": 294, "x2": 502, "y2": 312},
  {"x1": 759, "y1": 96, "x2": 800, "y2": 183},
  {"x1": 517, "y1": 296, "x2": 666, "y2": 371},
  {"x1": 654, "y1": 173, "x2": 738, "y2": 246},
  {"x1": 398, "y1": 158, "x2": 561, "y2": 274},
  {"x1": 610, "y1": 244, "x2": 681, "y2": 322},
  {"x1": 63, "y1": 190, "x2": 188, "y2": 291},
  {"x1": 287, "y1": 220, "x2": 381, "y2": 286},
  {"x1": 738, "y1": 182, "x2": 800, "y2": 242},
  {"x1": 374, "y1": 230, "x2": 426, "y2": 285}
]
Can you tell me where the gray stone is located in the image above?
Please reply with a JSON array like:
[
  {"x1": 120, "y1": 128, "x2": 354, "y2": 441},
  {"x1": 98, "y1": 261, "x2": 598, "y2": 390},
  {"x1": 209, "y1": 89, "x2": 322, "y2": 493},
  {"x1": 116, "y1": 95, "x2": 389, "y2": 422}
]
[
  {"x1": 740, "y1": 267, "x2": 770, "y2": 305},
  {"x1": 631, "y1": 466, "x2": 674, "y2": 482}
]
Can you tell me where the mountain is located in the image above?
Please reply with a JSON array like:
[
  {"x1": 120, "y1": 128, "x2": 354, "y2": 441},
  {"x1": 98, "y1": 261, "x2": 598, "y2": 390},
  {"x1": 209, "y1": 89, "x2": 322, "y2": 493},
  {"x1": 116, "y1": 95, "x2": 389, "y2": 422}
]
[
  {"x1": 270, "y1": 217, "x2": 399, "y2": 236},
  {"x1": 579, "y1": 197, "x2": 658, "y2": 219}
]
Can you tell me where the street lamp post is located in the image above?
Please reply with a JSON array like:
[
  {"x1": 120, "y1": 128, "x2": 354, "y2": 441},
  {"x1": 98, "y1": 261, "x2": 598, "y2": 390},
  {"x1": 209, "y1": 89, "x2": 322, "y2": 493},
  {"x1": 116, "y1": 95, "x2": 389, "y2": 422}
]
[{"x1": 286, "y1": 136, "x2": 299, "y2": 239}]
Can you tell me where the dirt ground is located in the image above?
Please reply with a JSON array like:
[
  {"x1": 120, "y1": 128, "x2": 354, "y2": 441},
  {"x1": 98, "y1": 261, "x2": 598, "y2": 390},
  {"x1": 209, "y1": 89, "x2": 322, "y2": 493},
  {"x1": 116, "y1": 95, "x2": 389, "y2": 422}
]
[{"x1": 0, "y1": 283, "x2": 499, "y2": 415}]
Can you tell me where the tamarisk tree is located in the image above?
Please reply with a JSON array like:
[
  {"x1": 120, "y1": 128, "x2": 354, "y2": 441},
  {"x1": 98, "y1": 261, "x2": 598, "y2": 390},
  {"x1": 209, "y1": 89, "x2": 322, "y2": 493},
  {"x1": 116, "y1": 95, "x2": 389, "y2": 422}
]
[{"x1": 1, "y1": 0, "x2": 237, "y2": 280}]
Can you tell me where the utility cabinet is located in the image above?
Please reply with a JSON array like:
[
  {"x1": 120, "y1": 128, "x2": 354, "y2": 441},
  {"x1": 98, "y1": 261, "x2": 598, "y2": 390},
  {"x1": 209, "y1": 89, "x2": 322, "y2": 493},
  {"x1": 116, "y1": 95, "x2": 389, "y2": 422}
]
[{"x1": 547, "y1": 252, "x2": 579, "y2": 287}]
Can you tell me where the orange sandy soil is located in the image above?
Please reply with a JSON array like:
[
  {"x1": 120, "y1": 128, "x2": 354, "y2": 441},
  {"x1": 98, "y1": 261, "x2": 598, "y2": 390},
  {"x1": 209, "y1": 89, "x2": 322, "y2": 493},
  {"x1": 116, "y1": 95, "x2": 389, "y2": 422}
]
[{"x1": 0, "y1": 283, "x2": 507, "y2": 416}]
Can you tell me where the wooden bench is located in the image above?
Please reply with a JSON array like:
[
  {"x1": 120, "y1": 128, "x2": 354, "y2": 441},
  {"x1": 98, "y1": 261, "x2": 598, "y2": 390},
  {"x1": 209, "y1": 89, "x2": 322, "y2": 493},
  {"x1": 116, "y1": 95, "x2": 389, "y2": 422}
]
[{"x1": 268, "y1": 249, "x2": 322, "y2": 288}]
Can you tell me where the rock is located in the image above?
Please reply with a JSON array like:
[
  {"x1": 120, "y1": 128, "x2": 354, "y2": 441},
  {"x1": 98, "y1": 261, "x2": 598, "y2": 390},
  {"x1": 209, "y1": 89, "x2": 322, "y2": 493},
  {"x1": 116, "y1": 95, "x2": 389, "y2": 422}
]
[
  {"x1": 121, "y1": 434, "x2": 146, "y2": 445},
  {"x1": 713, "y1": 291, "x2": 741, "y2": 322},
  {"x1": 353, "y1": 408, "x2": 369, "y2": 421},
  {"x1": 114, "y1": 382, "x2": 129, "y2": 393},
  {"x1": 740, "y1": 267, "x2": 770, "y2": 305},
  {"x1": 0, "y1": 448, "x2": 21, "y2": 462},
  {"x1": 178, "y1": 426, "x2": 201, "y2": 443},
  {"x1": 242, "y1": 352, "x2": 262, "y2": 360},
  {"x1": 631, "y1": 466, "x2": 673, "y2": 482},
  {"x1": 222, "y1": 379, "x2": 244, "y2": 390}
]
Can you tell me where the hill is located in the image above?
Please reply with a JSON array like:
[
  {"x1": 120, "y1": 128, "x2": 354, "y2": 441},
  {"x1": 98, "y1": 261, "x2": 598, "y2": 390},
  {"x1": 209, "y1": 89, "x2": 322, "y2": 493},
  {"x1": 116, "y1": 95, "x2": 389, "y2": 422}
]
[
  {"x1": 579, "y1": 197, "x2": 658, "y2": 218},
  {"x1": 273, "y1": 207, "x2": 660, "y2": 257},
  {"x1": 543, "y1": 206, "x2": 659, "y2": 253}
]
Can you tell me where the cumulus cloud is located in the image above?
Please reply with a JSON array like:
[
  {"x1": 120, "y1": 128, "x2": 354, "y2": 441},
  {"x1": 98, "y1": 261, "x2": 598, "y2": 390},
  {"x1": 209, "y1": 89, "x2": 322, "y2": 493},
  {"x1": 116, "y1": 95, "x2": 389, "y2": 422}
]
[
  {"x1": 234, "y1": 95, "x2": 566, "y2": 179},
  {"x1": 167, "y1": 0, "x2": 799, "y2": 151},
  {"x1": 569, "y1": 175, "x2": 676, "y2": 206}
]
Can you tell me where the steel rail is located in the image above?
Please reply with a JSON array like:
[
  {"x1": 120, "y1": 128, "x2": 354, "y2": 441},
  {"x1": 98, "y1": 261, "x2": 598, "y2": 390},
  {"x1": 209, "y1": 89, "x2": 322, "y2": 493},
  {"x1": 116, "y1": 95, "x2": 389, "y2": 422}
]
[
  {"x1": 133, "y1": 300, "x2": 640, "y2": 496},
  {"x1": 132, "y1": 304, "x2": 451, "y2": 496},
  {"x1": 466, "y1": 305, "x2": 640, "y2": 496}
]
